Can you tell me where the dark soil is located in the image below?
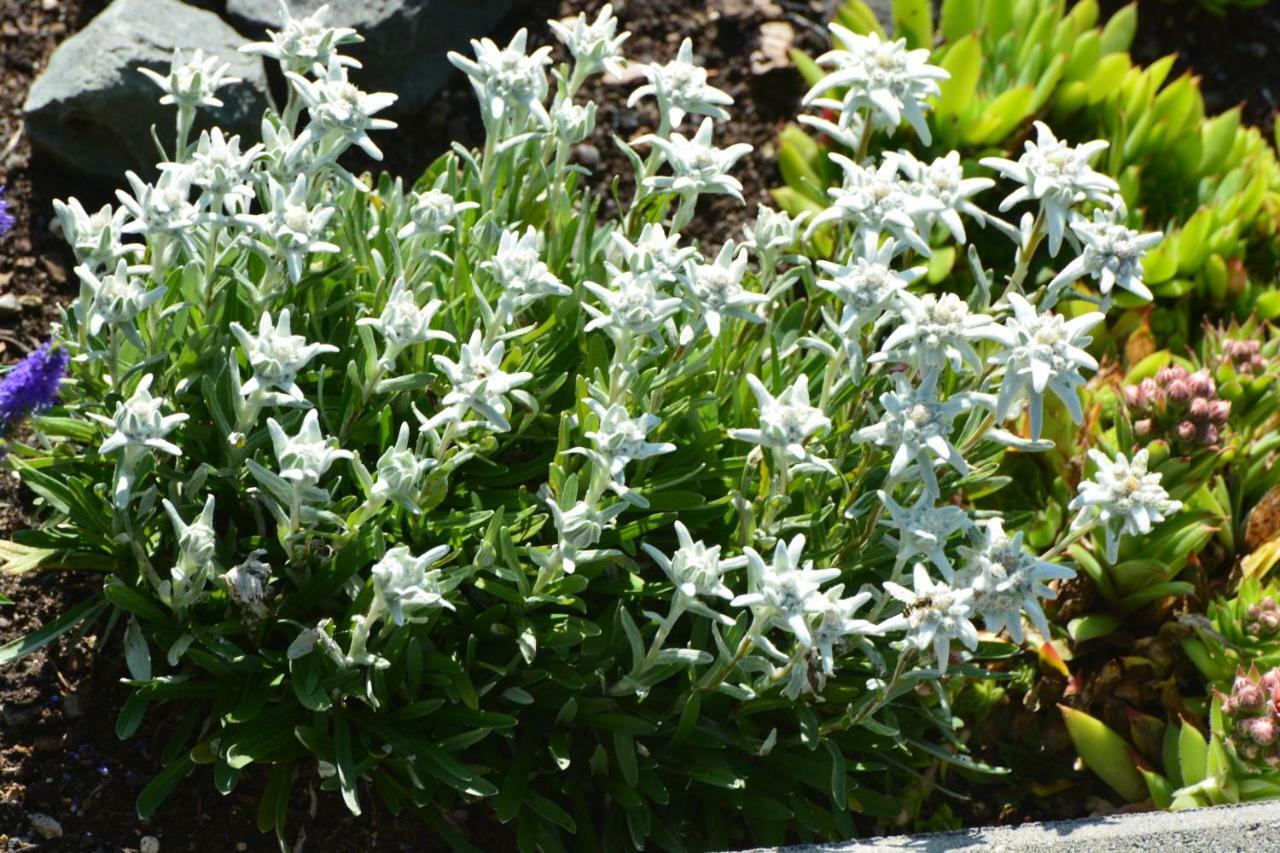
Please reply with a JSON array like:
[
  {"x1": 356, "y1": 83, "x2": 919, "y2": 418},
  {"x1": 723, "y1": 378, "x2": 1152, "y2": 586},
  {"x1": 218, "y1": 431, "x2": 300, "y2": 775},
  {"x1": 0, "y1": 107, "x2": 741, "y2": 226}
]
[{"x1": 1101, "y1": 0, "x2": 1280, "y2": 128}]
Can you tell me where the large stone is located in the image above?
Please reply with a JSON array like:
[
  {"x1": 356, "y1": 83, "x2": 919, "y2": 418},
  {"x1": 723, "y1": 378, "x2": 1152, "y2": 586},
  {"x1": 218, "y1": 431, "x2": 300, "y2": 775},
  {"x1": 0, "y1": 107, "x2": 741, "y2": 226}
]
[
  {"x1": 225, "y1": 0, "x2": 514, "y2": 112},
  {"x1": 24, "y1": 0, "x2": 269, "y2": 182}
]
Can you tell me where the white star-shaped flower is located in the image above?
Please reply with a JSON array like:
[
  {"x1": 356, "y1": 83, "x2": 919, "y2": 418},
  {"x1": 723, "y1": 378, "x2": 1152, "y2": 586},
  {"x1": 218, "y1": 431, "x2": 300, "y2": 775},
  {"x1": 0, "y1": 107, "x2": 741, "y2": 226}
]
[
  {"x1": 981, "y1": 122, "x2": 1118, "y2": 256},
  {"x1": 1069, "y1": 448, "x2": 1182, "y2": 562},
  {"x1": 371, "y1": 545, "x2": 455, "y2": 626},
  {"x1": 627, "y1": 37, "x2": 733, "y2": 129},
  {"x1": 956, "y1": 518, "x2": 1075, "y2": 643},
  {"x1": 231, "y1": 308, "x2": 338, "y2": 405},
  {"x1": 879, "y1": 563, "x2": 977, "y2": 673},
  {"x1": 731, "y1": 534, "x2": 842, "y2": 648},
  {"x1": 729, "y1": 374, "x2": 835, "y2": 475},
  {"x1": 638, "y1": 117, "x2": 753, "y2": 205},
  {"x1": 988, "y1": 293, "x2": 1104, "y2": 439}
]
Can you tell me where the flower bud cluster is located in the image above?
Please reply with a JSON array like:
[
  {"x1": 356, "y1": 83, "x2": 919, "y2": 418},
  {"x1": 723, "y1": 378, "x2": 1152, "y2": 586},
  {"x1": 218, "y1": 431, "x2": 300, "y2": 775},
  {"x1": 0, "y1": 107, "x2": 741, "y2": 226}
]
[
  {"x1": 1221, "y1": 666, "x2": 1280, "y2": 767},
  {"x1": 1123, "y1": 365, "x2": 1230, "y2": 448},
  {"x1": 1246, "y1": 596, "x2": 1280, "y2": 639},
  {"x1": 1221, "y1": 339, "x2": 1267, "y2": 376}
]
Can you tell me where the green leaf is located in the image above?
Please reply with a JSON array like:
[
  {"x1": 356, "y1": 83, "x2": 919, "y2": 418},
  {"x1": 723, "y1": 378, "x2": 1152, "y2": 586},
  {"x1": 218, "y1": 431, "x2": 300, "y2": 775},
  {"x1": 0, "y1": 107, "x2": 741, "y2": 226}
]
[
  {"x1": 1060, "y1": 705, "x2": 1146, "y2": 802},
  {"x1": 334, "y1": 712, "x2": 362, "y2": 816},
  {"x1": 136, "y1": 753, "x2": 194, "y2": 819},
  {"x1": 1178, "y1": 718, "x2": 1209, "y2": 787},
  {"x1": 1098, "y1": 3, "x2": 1137, "y2": 54},
  {"x1": 0, "y1": 595, "x2": 107, "y2": 667},
  {"x1": 1067, "y1": 613, "x2": 1121, "y2": 643},
  {"x1": 892, "y1": 0, "x2": 933, "y2": 49}
]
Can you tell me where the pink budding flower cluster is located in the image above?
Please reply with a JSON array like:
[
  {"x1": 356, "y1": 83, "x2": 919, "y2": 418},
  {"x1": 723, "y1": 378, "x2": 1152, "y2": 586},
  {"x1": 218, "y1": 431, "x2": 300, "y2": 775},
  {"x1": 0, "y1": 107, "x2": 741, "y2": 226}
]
[
  {"x1": 1123, "y1": 365, "x2": 1230, "y2": 449},
  {"x1": 1220, "y1": 666, "x2": 1280, "y2": 767},
  {"x1": 1246, "y1": 596, "x2": 1280, "y2": 639}
]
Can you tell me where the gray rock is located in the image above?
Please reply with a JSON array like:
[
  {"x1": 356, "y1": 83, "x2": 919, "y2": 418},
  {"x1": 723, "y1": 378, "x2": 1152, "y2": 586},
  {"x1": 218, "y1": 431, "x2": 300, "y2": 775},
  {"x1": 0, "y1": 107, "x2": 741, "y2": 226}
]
[
  {"x1": 24, "y1": 0, "x2": 269, "y2": 182},
  {"x1": 224, "y1": 0, "x2": 513, "y2": 112},
  {"x1": 28, "y1": 813, "x2": 63, "y2": 840},
  {"x1": 0, "y1": 294, "x2": 20, "y2": 319}
]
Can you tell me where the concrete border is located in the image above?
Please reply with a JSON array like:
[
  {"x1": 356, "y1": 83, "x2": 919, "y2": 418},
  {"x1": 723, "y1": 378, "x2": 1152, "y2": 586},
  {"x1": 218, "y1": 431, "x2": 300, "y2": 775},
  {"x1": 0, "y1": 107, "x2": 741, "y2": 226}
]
[{"x1": 749, "y1": 801, "x2": 1280, "y2": 851}]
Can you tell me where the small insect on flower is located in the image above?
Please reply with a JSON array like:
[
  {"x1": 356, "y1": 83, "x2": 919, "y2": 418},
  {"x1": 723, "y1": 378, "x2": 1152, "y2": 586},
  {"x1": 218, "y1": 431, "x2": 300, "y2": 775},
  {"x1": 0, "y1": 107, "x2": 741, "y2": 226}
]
[{"x1": 0, "y1": 341, "x2": 70, "y2": 437}]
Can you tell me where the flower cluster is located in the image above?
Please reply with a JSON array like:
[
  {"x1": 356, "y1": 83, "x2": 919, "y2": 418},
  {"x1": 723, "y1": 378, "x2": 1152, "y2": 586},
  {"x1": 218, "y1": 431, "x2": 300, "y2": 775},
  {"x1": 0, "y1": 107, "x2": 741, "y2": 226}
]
[
  {"x1": 1220, "y1": 667, "x2": 1280, "y2": 767},
  {"x1": 0, "y1": 341, "x2": 68, "y2": 436},
  {"x1": 0, "y1": 8, "x2": 1193, "y2": 845},
  {"x1": 1123, "y1": 365, "x2": 1232, "y2": 448}
]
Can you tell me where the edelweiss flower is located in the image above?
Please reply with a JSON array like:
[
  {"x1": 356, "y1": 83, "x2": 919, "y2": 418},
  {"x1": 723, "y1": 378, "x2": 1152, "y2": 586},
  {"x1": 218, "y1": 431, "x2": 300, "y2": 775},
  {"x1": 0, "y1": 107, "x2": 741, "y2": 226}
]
[
  {"x1": 116, "y1": 167, "x2": 201, "y2": 248},
  {"x1": 426, "y1": 330, "x2": 533, "y2": 433},
  {"x1": 681, "y1": 241, "x2": 768, "y2": 339},
  {"x1": 287, "y1": 57, "x2": 398, "y2": 160},
  {"x1": 806, "y1": 585, "x2": 880, "y2": 676},
  {"x1": 981, "y1": 122, "x2": 1119, "y2": 255},
  {"x1": 552, "y1": 99, "x2": 596, "y2": 145},
  {"x1": 76, "y1": 259, "x2": 164, "y2": 348},
  {"x1": 743, "y1": 205, "x2": 808, "y2": 258},
  {"x1": 356, "y1": 278, "x2": 453, "y2": 368},
  {"x1": 1069, "y1": 448, "x2": 1182, "y2": 562},
  {"x1": 88, "y1": 375, "x2": 188, "y2": 507},
  {"x1": 583, "y1": 267, "x2": 683, "y2": 341},
  {"x1": 988, "y1": 293, "x2": 1104, "y2": 439},
  {"x1": 805, "y1": 25, "x2": 948, "y2": 144},
  {"x1": 536, "y1": 484, "x2": 629, "y2": 575},
  {"x1": 853, "y1": 371, "x2": 977, "y2": 498},
  {"x1": 729, "y1": 374, "x2": 835, "y2": 475},
  {"x1": 237, "y1": 175, "x2": 339, "y2": 282},
  {"x1": 267, "y1": 409, "x2": 353, "y2": 496},
  {"x1": 187, "y1": 128, "x2": 261, "y2": 214},
  {"x1": 448, "y1": 29, "x2": 553, "y2": 128},
  {"x1": 642, "y1": 521, "x2": 745, "y2": 603},
  {"x1": 880, "y1": 563, "x2": 977, "y2": 673},
  {"x1": 807, "y1": 155, "x2": 941, "y2": 255},
  {"x1": 231, "y1": 309, "x2": 337, "y2": 405},
  {"x1": 240, "y1": 1, "x2": 361, "y2": 74},
  {"x1": 575, "y1": 401, "x2": 675, "y2": 501},
  {"x1": 482, "y1": 226, "x2": 572, "y2": 324},
  {"x1": 886, "y1": 149, "x2": 993, "y2": 244},
  {"x1": 548, "y1": 3, "x2": 629, "y2": 80},
  {"x1": 396, "y1": 189, "x2": 478, "y2": 243},
  {"x1": 872, "y1": 291, "x2": 1003, "y2": 373},
  {"x1": 877, "y1": 489, "x2": 972, "y2": 581},
  {"x1": 52, "y1": 199, "x2": 140, "y2": 271},
  {"x1": 370, "y1": 545, "x2": 455, "y2": 626},
  {"x1": 610, "y1": 223, "x2": 698, "y2": 283},
  {"x1": 138, "y1": 48, "x2": 240, "y2": 113},
  {"x1": 628, "y1": 37, "x2": 732, "y2": 129},
  {"x1": 815, "y1": 231, "x2": 922, "y2": 331},
  {"x1": 370, "y1": 423, "x2": 433, "y2": 513},
  {"x1": 161, "y1": 494, "x2": 218, "y2": 609},
  {"x1": 1048, "y1": 209, "x2": 1163, "y2": 305},
  {"x1": 732, "y1": 534, "x2": 842, "y2": 648},
  {"x1": 638, "y1": 118, "x2": 753, "y2": 205},
  {"x1": 956, "y1": 518, "x2": 1074, "y2": 643}
]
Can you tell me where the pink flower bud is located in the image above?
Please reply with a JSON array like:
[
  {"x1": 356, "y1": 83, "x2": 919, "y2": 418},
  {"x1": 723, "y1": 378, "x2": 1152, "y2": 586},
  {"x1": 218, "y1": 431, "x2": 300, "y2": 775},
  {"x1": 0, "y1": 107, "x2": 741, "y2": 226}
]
[
  {"x1": 1233, "y1": 675, "x2": 1267, "y2": 713},
  {"x1": 1136, "y1": 418, "x2": 1154, "y2": 437},
  {"x1": 1249, "y1": 621, "x2": 1263, "y2": 636},
  {"x1": 1176, "y1": 421, "x2": 1198, "y2": 441},
  {"x1": 1201, "y1": 425, "x2": 1220, "y2": 447},
  {"x1": 1189, "y1": 397, "x2": 1211, "y2": 419},
  {"x1": 1157, "y1": 366, "x2": 1188, "y2": 385},
  {"x1": 1262, "y1": 612, "x2": 1280, "y2": 632},
  {"x1": 1210, "y1": 400, "x2": 1231, "y2": 424},
  {"x1": 1189, "y1": 370, "x2": 1216, "y2": 398},
  {"x1": 1248, "y1": 716, "x2": 1277, "y2": 746},
  {"x1": 1138, "y1": 379, "x2": 1161, "y2": 407},
  {"x1": 1166, "y1": 379, "x2": 1192, "y2": 402},
  {"x1": 1248, "y1": 604, "x2": 1263, "y2": 620},
  {"x1": 1261, "y1": 597, "x2": 1277, "y2": 611},
  {"x1": 1123, "y1": 385, "x2": 1141, "y2": 407}
]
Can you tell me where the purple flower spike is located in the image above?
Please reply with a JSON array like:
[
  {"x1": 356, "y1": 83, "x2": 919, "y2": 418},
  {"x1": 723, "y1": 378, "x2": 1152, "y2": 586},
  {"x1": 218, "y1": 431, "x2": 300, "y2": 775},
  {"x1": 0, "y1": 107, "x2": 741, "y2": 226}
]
[
  {"x1": 0, "y1": 186, "x2": 13, "y2": 238},
  {"x1": 0, "y1": 341, "x2": 69, "y2": 435}
]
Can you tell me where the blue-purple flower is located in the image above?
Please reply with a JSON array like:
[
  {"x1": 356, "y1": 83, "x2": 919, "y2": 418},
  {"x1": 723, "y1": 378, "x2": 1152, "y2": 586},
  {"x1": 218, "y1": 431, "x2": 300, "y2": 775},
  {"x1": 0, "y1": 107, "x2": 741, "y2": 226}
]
[
  {"x1": 0, "y1": 186, "x2": 14, "y2": 238},
  {"x1": 0, "y1": 341, "x2": 69, "y2": 435}
]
